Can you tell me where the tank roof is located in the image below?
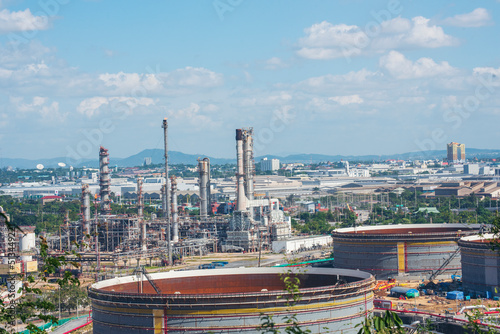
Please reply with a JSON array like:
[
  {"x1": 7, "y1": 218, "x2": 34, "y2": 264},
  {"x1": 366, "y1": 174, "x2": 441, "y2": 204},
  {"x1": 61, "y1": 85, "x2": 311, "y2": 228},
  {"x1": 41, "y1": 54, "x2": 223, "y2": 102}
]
[
  {"x1": 91, "y1": 267, "x2": 372, "y2": 296},
  {"x1": 334, "y1": 223, "x2": 480, "y2": 235}
]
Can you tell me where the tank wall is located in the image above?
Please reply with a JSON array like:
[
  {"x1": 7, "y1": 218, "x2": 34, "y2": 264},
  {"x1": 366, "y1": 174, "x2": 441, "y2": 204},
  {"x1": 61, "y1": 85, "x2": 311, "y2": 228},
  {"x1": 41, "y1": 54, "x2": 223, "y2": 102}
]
[
  {"x1": 460, "y1": 243, "x2": 500, "y2": 297},
  {"x1": 92, "y1": 292, "x2": 373, "y2": 334},
  {"x1": 90, "y1": 268, "x2": 374, "y2": 334},
  {"x1": 333, "y1": 239, "x2": 461, "y2": 279}
]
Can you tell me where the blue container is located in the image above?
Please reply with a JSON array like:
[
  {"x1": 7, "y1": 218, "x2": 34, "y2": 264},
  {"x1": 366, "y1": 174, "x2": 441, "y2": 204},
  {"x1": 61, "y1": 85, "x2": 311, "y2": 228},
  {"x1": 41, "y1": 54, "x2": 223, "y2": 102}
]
[{"x1": 447, "y1": 291, "x2": 464, "y2": 300}]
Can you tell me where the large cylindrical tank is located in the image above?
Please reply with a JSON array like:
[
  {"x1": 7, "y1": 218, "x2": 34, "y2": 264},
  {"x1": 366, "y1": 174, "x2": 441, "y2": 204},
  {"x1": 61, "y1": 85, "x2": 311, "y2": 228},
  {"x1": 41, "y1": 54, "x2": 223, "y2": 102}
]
[
  {"x1": 19, "y1": 232, "x2": 36, "y2": 251},
  {"x1": 459, "y1": 234, "x2": 500, "y2": 298},
  {"x1": 332, "y1": 224, "x2": 480, "y2": 280},
  {"x1": 89, "y1": 267, "x2": 374, "y2": 334}
]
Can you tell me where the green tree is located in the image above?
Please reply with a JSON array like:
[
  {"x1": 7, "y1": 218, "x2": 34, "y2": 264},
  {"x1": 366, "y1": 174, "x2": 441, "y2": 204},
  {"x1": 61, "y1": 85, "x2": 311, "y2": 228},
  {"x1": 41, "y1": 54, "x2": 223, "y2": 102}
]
[
  {"x1": 48, "y1": 284, "x2": 89, "y2": 315},
  {"x1": 356, "y1": 310, "x2": 404, "y2": 334},
  {"x1": 0, "y1": 207, "x2": 81, "y2": 333}
]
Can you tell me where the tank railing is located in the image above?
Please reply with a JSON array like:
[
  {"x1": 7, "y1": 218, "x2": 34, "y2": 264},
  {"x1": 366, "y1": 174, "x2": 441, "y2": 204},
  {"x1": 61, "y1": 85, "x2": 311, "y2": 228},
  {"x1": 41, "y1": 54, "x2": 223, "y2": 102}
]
[
  {"x1": 90, "y1": 289, "x2": 375, "y2": 310},
  {"x1": 90, "y1": 285, "x2": 376, "y2": 305},
  {"x1": 458, "y1": 240, "x2": 496, "y2": 249},
  {"x1": 332, "y1": 230, "x2": 478, "y2": 240},
  {"x1": 88, "y1": 279, "x2": 375, "y2": 306},
  {"x1": 88, "y1": 276, "x2": 375, "y2": 301}
]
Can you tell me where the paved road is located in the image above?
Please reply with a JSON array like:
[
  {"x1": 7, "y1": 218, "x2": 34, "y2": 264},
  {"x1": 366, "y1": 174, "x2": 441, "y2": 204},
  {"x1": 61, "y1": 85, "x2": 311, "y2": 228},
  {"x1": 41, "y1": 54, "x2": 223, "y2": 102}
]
[{"x1": 51, "y1": 316, "x2": 90, "y2": 334}]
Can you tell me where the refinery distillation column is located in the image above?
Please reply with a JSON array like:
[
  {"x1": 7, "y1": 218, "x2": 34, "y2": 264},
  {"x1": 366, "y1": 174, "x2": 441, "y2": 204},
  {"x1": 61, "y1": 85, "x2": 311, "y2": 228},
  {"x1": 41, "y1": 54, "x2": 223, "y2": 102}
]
[
  {"x1": 162, "y1": 118, "x2": 172, "y2": 266},
  {"x1": 171, "y1": 176, "x2": 179, "y2": 243},
  {"x1": 81, "y1": 184, "x2": 91, "y2": 235},
  {"x1": 236, "y1": 129, "x2": 247, "y2": 212},
  {"x1": 99, "y1": 146, "x2": 111, "y2": 215},
  {"x1": 242, "y1": 129, "x2": 254, "y2": 202},
  {"x1": 198, "y1": 158, "x2": 211, "y2": 218}
]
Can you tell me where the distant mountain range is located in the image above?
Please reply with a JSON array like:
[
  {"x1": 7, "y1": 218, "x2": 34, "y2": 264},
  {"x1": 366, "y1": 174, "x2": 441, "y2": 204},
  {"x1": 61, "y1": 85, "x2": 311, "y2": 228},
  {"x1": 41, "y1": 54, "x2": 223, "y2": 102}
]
[{"x1": 2, "y1": 148, "x2": 500, "y2": 169}]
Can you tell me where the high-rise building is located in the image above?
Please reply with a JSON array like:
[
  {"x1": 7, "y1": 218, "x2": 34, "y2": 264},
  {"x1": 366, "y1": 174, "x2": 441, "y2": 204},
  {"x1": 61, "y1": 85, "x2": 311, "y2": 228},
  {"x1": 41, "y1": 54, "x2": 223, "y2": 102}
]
[
  {"x1": 260, "y1": 157, "x2": 280, "y2": 172},
  {"x1": 447, "y1": 142, "x2": 465, "y2": 163}
]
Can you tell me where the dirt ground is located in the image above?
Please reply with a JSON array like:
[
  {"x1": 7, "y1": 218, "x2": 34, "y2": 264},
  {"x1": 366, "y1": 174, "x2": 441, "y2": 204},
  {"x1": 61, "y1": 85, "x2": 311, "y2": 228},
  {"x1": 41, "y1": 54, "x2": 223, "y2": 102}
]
[{"x1": 374, "y1": 279, "x2": 500, "y2": 315}]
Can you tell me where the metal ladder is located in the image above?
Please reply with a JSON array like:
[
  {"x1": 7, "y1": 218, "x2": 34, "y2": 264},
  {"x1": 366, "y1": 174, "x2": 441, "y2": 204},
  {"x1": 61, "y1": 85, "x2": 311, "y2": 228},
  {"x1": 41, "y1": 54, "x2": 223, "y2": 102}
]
[
  {"x1": 134, "y1": 265, "x2": 162, "y2": 294},
  {"x1": 429, "y1": 248, "x2": 460, "y2": 281}
]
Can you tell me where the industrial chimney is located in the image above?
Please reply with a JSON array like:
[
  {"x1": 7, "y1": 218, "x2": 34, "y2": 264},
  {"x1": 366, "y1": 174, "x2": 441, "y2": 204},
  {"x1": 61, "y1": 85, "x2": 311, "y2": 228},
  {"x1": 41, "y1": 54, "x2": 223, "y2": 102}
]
[
  {"x1": 198, "y1": 157, "x2": 211, "y2": 218},
  {"x1": 242, "y1": 129, "x2": 254, "y2": 202},
  {"x1": 81, "y1": 183, "x2": 91, "y2": 235},
  {"x1": 236, "y1": 129, "x2": 247, "y2": 211},
  {"x1": 137, "y1": 176, "x2": 144, "y2": 218},
  {"x1": 171, "y1": 176, "x2": 179, "y2": 243},
  {"x1": 99, "y1": 146, "x2": 111, "y2": 215}
]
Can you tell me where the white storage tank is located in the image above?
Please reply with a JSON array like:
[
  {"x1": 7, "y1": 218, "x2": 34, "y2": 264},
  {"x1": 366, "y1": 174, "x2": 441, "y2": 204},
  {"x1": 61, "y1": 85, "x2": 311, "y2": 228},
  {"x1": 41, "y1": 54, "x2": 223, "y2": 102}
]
[{"x1": 19, "y1": 232, "x2": 36, "y2": 251}]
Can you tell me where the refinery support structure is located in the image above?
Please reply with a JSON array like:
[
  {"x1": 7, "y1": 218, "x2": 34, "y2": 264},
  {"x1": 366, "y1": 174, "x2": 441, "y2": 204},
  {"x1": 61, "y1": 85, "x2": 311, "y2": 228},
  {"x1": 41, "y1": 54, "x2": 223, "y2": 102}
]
[{"x1": 226, "y1": 128, "x2": 291, "y2": 251}]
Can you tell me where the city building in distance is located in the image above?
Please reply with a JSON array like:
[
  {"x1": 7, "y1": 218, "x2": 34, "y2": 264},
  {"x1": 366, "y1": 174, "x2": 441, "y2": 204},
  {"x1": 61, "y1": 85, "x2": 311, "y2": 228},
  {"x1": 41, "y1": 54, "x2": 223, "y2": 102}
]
[
  {"x1": 447, "y1": 142, "x2": 465, "y2": 164},
  {"x1": 260, "y1": 157, "x2": 280, "y2": 172}
]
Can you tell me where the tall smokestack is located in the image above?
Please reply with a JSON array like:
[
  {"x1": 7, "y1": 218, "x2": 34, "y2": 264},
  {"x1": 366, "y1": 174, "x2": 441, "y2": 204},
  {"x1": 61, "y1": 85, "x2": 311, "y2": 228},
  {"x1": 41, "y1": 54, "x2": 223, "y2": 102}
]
[
  {"x1": 171, "y1": 176, "x2": 179, "y2": 243},
  {"x1": 198, "y1": 158, "x2": 210, "y2": 218},
  {"x1": 242, "y1": 129, "x2": 254, "y2": 201},
  {"x1": 81, "y1": 184, "x2": 91, "y2": 235},
  {"x1": 236, "y1": 129, "x2": 247, "y2": 211},
  {"x1": 99, "y1": 146, "x2": 111, "y2": 215},
  {"x1": 137, "y1": 176, "x2": 144, "y2": 218},
  {"x1": 205, "y1": 157, "x2": 211, "y2": 217},
  {"x1": 137, "y1": 176, "x2": 145, "y2": 251},
  {"x1": 162, "y1": 118, "x2": 172, "y2": 266}
]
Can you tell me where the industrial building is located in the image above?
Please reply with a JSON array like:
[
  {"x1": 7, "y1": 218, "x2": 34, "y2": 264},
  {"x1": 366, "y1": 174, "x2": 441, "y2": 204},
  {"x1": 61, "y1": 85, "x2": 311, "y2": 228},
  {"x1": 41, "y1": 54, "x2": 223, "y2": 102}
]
[
  {"x1": 89, "y1": 267, "x2": 375, "y2": 333},
  {"x1": 332, "y1": 224, "x2": 481, "y2": 280},
  {"x1": 271, "y1": 235, "x2": 332, "y2": 254},
  {"x1": 459, "y1": 234, "x2": 500, "y2": 298}
]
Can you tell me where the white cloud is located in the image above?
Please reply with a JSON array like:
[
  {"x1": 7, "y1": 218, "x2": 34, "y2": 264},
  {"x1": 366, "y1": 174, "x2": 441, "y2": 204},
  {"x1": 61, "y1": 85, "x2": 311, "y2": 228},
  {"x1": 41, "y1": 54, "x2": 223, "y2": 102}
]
[
  {"x1": 301, "y1": 69, "x2": 377, "y2": 87},
  {"x1": 240, "y1": 92, "x2": 292, "y2": 107},
  {"x1": 442, "y1": 8, "x2": 492, "y2": 28},
  {"x1": 161, "y1": 67, "x2": 223, "y2": 87},
  {"x1": 329, "y1": 94, "x2": 363, "y2": 105},
  {"x1": 166, "y1": 103, "x2": 221, "y2": 128},
  {"x1": 99, "y1": 72, "x2": 162, "y2": 94},
  {"x1": 296, "y1": 16, "x2": 457, "y2": 60},
  {"x1": 10, "y1": 96, "x2": 64, "y2": 121},
  {"x1": 0, "y1": 8, "x2": 50, "y2": 33},
  {"x1": 379, "y1": 51, "x2": 457, "y2": 79},
  {"x1": 99, "y1": 67, "x2": 223, "y2": 95},
  {"x1": 264, "y1": 57, "x2": 289, "y2": 70},
  {"x1": 0, "y1": 113, "x2": 7, "y2": 128},
  {"x1": 473, "y1": 67, "x2": 500, "y2": 77},
  {"x1": 77, "y1": 97, "x2": 155, "y2": 118}
]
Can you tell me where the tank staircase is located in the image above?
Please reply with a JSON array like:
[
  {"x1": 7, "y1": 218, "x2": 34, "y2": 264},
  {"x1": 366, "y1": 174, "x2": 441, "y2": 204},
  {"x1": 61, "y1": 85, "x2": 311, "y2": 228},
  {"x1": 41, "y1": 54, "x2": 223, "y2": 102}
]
[
  {"x1": 134, "y1": 265, "x2": 162, "y2": 294},
  {"x1": 429, "y1": 248, "x2": 460, "y2": 281}
]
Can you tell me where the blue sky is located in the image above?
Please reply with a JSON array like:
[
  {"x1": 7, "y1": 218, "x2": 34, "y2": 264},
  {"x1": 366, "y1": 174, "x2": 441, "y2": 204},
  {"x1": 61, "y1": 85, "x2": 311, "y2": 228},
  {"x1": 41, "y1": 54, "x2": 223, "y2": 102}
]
[{"x1": 0, "y1": 0, "x2": 499, "y2": 162}]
